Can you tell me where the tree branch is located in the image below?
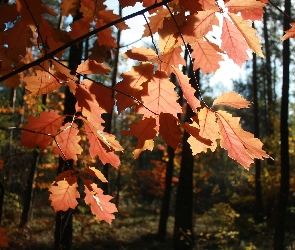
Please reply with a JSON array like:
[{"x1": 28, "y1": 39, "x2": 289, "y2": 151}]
[{"x1": 0, "y1": 0, "x2": 172, "y2": 84}]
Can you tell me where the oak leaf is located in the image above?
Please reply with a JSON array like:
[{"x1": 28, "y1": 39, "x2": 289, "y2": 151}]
[
  {"x1": 124, "y1": 47, "x2": 157, "y2": 61},
  {"x1": 20, "y1": 110, "x2": 64, "y2": 150},
  {"x1": 216, "y1": 110, "x2": 269, "y2": 169},
  {"x1": 54, "y1": 123, "x2": 83, "y2": 161},
  {"x1": 84, "y1": 183, "x2": 117, "y2": 224},
  {"x1": 229, "y1": 13, "x2": 264, "y2": 57},
  {"x1": 213, "y1": 91, "x2": 251, "y2": 109},
  {"x1": 95, "y1": 19, "x2": 117, "y2": 48},
  {"x1": 171, "y1": 66, "x2": 201, "y2": 114},
  {"x1": 226, "y1": 0, "x2": 266, "y2": 12},
  {"x1": 121, "y1": 117, "x2": 157, "y2": 155},
  {"x1": 187, "y1": 108, "x2": 218, "y2": 154},
  {"x1": 221, "y1": 16, "x2": 249, "y2": 67},
  {"x1": 49, "y1": 179, "x2": 80, "y2": 211},
  {"x1": 84, "y1": 167, "x2": 108, "y2": 183},
  {"x1": 281, "y1": 23, "x2": 295, "y2": 41},
  {"x1": 77, "y1": 59, "x2": 111, "y2": 75},
  {"x1": 136, "y1": 70, "x2": 182, "y2": 120},
  {"x1": 159, "y1": 113, "x2": 182, "y2": 149},
  {"x1": 191, "y1": 39, "x2": 223, "y2": 74},
  {"x1": 24, "y1": 70, "x2": 61, "y2": 95}
]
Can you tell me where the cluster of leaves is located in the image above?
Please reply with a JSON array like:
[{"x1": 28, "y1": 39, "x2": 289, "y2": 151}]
[{"x1": 1, "y1": 0, "x2": 293, "y2": 232}]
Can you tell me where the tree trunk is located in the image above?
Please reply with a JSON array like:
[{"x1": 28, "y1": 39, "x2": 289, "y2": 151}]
[
  {"x1": 158, "y1": 146, "x2": 175, "y2": 238},
  {"x1": 252, "y1": 43, "x2": 264, "y2": 223},
  {"x1": 54, "y1": 10, "x2": 83, "y2": 249},
  {"x1": 273, "y1": 0, "x2": 290, "y2": 248}
]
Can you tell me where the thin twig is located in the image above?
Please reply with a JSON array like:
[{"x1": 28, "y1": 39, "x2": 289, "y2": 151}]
[
  {"x1": 52, "y1": 58, "x2": 159, "y2": 115},
  {"x1": 165, "y1": 4, "x2": 210, "y2": 109},
  {"x1": 268, "y1": 0, "x2": 295, "y2": 23},
  {"x1": 0, "y1": 0, "x2": 172, "y2": 84}
]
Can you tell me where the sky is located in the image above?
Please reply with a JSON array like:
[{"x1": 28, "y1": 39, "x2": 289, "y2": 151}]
[{"x1": 104, "y1": 0, "x2": 246, "y2": 97}]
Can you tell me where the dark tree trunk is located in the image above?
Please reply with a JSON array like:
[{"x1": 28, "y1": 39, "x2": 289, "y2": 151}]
[
  {"x1": 158, "y1": 146, "x2": 175, "y2": 238},
  {"x1": 19, "y1": 150, "x2": 39, "y2": 228},
  {"x1": 252, "y1": 43, "x2": 264, "y2": 223},
  {"x1": 54, "y1": 10, "x2": 83, "y2": 249},
  {"x1": 273, "y1": 0, "x2": 290, "y2": 248}
]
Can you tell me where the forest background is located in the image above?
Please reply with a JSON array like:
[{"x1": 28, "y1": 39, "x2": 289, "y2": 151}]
[{"x1": 0, "y1": 0, "x2": 294, "y2": 249}]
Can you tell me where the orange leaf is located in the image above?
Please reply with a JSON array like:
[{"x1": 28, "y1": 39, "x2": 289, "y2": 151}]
[
  {"x1": 229, "y1": 13, "x2": 264, "y2": 57},
  {"x1": 181, "y1": 10, "x2": 219, "y2": 44},
  {"x1": 226, "y1": 0, "x2": 266, "y2": 12},
  {"x1": 77, "y1": 59, "x2": 111, "y2": 75},
  {"x1": 84, "y1": 167, "x2": 108, "y2": 182},
  {"x1": 49, "y1": 179, "x2": 80, "y2": 211},
  {"x1": 187, "y1": 108, "x2": 218, "y2": 154},
  {"x1": 54, "y1": 123, "x2": 83, "y2": 161},
  {"x1": 84, "y1": 120, "x2": 121, "y2": 168},
  {"x1": 20, "y1": 110, "x2": 64, "y2": 150},
  {"x1": 177, "y1": 0, "x2": 203, "y2": 13},
  {"x1": 95, "y1": 19, "x2": 117, "y2": 48},
  {"x1": 121, "y1": 117, "x2": 157, "y2": 150},
  {"x1": 124, "y1": 46, "x2": 157, "y2": 61},
  {"x1": 199, "y1": 0, "x2": 220, "y2": 11},
  {"x1": 159, "y1": 113, "x2": 182, "y2": 149},
  {"x1": 213, "y1": 91, "x2": 251, "y2": 109},
  {"x1": 115, "y1": 63, "x2": 154, "y2": 113},
  {"x1": 84, "y1": 183, "x2": 117, "y2": 224},
  {"x1": 136, "y1": 70, "x2": 182, "y2": 120},
  {"x1": 0, "y1": 227, "x2": 9, "y2": 248},
  {"x1": 98, "y1": 9, "x2": 129, "y2": 30},
  {"x1": 216, "y1": 110, "x2": 269, "y2": 169},
  {"x1": 69, "y1": 16, "x2": 93, "y2": 40},
  {"x1": 191, "y1": 39, "x2": 223, "y2": 74},
  {"x1": 24, "y1": 70, "x2": 61, "y2": 95},
  {"x1": 171, "y1": 66, "x2": 201, "y2": 114},
  {"x1": 221, "y1": 16, "x2": 249, "y2": 67},
  {"x1": 281, "y1": 23, "x2": 295, "y2": 41}
]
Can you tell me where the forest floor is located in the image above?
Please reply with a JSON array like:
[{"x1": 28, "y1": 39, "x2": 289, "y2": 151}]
[{"x1": 3, "y1": 193, "x2": 292, "y2": 250}]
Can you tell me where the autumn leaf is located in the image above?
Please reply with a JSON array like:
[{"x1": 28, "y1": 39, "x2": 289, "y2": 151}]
[
  {"x1": 171, "y1": 66, "x2": 201, "y2": 114},
  {"x1": 115, "y1": 63, "x2": 154, "y2": 113},
  {"x1": 159, "y1": 113, "x2": 182, "y2": 149},
  {"x1": 0, "y1": 227, "x2": 9, "y2": 248},
  {"x1": 213, "y1": 91, "x2": 251, "y2": 109},
  {"x1": 187, "y1": 108, "x2": 218, "y2": 154},
  {"x1": 121, "y1": 117, "x2": 157, "y2": 155},
  {"x1": 20, "y1": 110, "x2": 64, "y2": 150},
  {"x1": 84, "y1": 183, "x2": 117, "y2": 224},
  {"x1": 191, "y1": 39, "x2": 223, "y2": 74},
  {"x1": 0, "y1": 159, "x2": 4, "y2": 170},
  {"x1": 181, "y1": 10, "x2": 219, "y2": 44},
  {"x1": 54, "y1": 123, "x2": 83, "y2": 161},
  {"x1": 226, "y1": 0, "x2": 266, "y2": 12},
  {"x1": 229, "y1": 13, "x2": 264, "y2": 57},
  {"x1": 95, "y1": 19, "x2": 117, "y2": 48},
  {"x1": 216, "y1": 110, "x2": 269, "y2": 169},
  {"x1": 24, "y1": 70, "x2": 62, "y2": 95},
  {"x1": 221, "y1": 16, "x2": 249, "y2": 67},
  {"x1": 84, "y1": 120, "x2": 121, "y2": 168},
  {"x1": 77, "y1": 59, "x2": 111, "y2": 75},
  {"x1": 136, "y1": 70, "x2": 182, "y2": 120},
  {"x1": 49, "y1": 179, "x2": 80, "y2": 211},
  {"x1": 124, "y1": 46, "x2": 158, "y2": 61},
  {"x1": 84, "y1": 167, "x2": 108, "y2": 182},
  {"x1": 281, "y1": 23, "x2": 295, "y2": 41}
]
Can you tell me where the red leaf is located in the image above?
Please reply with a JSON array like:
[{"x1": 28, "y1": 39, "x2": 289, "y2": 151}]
[
  {"x1": 84, "y1": 120, "x2": 121, "y2": 168},
  {"x1": 216, "y1": 110, "x2": 269, "y2": 169},
  {"x1": 171, "y1": 66, "x2": 201, "y2": 114},
  {"x1": 49, "y1": 179, "x2": 80, "y2": 211},
  {"x1": 281, "y1": 23, "x2": 295, "y2": 41},
  {"x1": 136, "y1": 70, "x2": 182, "y2": 121},
  {"x1": 213, "y1": 91, "x2": 251, "y2": 109},
  {"x1": 84, "y1": 183, "x2": 117, "y2": 224},
  {"x1": 221, "y1": 16, "x2": 249, "y2": 67},
  {"x1": 159, "y1": 113, "x2": 182, "y2": 149},
  {"x1": 54, "y1": 123, "x2": 83, "y2": 161},
  {"x1": 20, "y1": 111, "x2": 64, "y2": 150},
  {"x1": 121, "y1": 117, "x2": 157, "y2": 152},
  {"x1": 77, "y1": 59, "x2": 111, "y2": 75}
]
